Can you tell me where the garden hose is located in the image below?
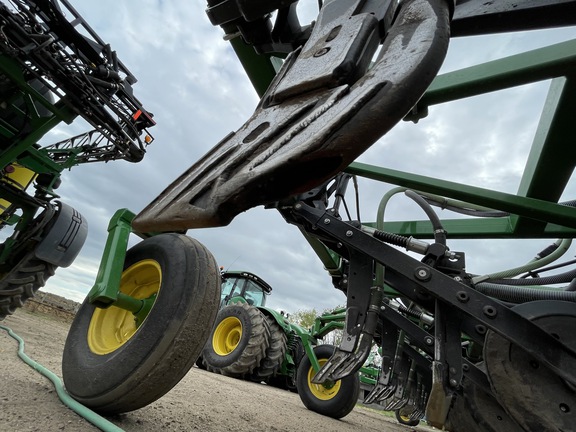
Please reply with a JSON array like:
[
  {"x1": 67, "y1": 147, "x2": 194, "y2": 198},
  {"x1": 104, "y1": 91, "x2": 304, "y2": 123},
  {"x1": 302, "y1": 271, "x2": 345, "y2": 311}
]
[{"x1": 0, "y1": 324, "x2": 125, "y2": 432}]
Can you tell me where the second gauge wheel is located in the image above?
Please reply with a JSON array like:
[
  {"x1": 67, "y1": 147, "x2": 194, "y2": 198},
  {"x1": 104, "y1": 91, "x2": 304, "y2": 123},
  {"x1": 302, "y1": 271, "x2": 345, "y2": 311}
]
[{"x1": 297, "y1": 344, "x2": 360, "y2": 419}]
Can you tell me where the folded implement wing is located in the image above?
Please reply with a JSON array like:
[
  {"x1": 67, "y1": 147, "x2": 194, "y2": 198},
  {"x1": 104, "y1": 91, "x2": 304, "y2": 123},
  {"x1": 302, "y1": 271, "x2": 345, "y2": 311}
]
[{"x1": 133, "y1": 0, "x2": 451, "y2": 232}]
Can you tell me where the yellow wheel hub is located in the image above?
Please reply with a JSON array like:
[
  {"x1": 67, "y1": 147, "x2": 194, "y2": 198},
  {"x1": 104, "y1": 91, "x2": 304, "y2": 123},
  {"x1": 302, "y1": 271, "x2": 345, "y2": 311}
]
[
  {"x1": 88, "y1": 259, "x2": 161, "y2": 355},
  {"x1": 212, "y1": 316, "x2": 242, "y2": 355},
  {"x1": 308, "y1": 358, "x2": 341, "y2": 400}
]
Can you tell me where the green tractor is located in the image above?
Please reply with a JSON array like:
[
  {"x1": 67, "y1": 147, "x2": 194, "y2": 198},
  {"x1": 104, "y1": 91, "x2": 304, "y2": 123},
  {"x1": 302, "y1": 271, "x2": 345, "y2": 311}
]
[{"x1": 201, "y1": 270, "x2": 361, "y2": 419}]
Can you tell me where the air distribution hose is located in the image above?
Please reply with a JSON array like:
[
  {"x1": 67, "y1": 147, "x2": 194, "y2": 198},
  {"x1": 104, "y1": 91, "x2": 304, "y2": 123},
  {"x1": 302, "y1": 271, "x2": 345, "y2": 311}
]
[
  {"x1": 471, "y1": 238, "x2": 572, "y2": 284},
  {"x1": 0, "y1": 324, "x2": 125, "y2": 432},
  {"x1": 475, "y1": 282, "x2": 576, "y2": 303}
]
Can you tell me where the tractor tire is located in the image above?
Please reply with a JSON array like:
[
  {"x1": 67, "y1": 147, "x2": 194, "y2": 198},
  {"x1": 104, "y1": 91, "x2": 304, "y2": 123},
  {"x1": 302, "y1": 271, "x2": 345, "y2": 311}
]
[
  {"x1": 195, "y1": 355, "x2": 207, "y2": 370},
  {"x1": 253, "y1": 315, "x2": 287, "y2": 380},
  {"x1": 296, "y1": 344, "x2": 360, "y2": 419},
  {"x1": 62, "y1": 233, "x2": 220, "y2": 414},
  {"x1": 202, "y1": 302, "x2": 269, "y2": 377},
  {"x1": 268, "y1": 375, "x2": 298, "y2": 392},
  {"x1": 0, "y1": 252, "x2": 56, "y2": 320}
]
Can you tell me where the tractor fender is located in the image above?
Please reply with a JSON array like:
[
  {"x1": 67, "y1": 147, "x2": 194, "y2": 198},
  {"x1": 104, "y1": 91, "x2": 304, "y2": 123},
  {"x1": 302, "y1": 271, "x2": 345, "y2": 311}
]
[
  {"x1": 257, "y1": 306, "x2": 291, "y2": 332},
  {"x1": 35, "y1": 202, "x2": 88, "y2": 267},
  {"x1": 257, "y1": 306, "x2": 316, "y2": 341}
]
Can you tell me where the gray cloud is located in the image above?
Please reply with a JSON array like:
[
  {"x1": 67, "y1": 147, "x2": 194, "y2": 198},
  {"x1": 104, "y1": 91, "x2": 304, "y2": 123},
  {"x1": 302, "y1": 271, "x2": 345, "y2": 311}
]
[{"x1": 40, "y1": 2, "x2": 576, "y2": 314}]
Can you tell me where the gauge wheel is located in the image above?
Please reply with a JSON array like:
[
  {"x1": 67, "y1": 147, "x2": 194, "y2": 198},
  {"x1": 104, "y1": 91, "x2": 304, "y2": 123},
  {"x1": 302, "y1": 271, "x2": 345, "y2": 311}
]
[
  {"x1": 296, "y1": 344, "x2": 360, "y2": 419},
  {"x1": 62, "y1": 233, "x2": 220, "y2": 414},
  {"x1": 395, "y1": 407, "x2": 420, "y2": 426}
]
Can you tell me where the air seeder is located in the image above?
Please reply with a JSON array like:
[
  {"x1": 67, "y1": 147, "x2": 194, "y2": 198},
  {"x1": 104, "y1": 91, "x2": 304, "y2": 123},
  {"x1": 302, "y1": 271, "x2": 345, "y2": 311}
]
[{"x1": 3, "y1": 1, "x2": 576, "y2": 431}]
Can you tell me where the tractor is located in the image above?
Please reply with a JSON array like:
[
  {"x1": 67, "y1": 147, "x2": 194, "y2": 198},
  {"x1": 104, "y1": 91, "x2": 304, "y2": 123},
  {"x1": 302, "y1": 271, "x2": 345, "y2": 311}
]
[
  {"x1": 202, "y1": 269, "x2": 361, "y2": 419},
  {"x1": 219, "y1": 269, "x2": 272, "y2": 308}
]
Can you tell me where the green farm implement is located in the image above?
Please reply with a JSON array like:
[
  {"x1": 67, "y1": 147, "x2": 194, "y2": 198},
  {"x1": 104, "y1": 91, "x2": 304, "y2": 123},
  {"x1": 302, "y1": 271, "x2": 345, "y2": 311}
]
[
  {"x1": 0, "y1": 0, "x2": 154, "y2": 319},
  {"x1": 132, "y1": 1, "x2": 576, "y2": 430},
  {"x1": 4, "y1": 0, "x2": 576, "y2": 431}
]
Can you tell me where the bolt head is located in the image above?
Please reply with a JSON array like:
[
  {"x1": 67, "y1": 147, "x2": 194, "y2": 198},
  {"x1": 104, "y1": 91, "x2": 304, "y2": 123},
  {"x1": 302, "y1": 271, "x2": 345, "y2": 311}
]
[{"x1": 415, "y1": 266, "x2": 431, "y2": 281}]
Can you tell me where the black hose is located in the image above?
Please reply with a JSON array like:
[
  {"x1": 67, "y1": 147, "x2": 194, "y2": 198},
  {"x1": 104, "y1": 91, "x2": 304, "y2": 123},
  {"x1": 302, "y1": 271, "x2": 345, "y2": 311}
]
[
  {"x1": 476, "y1": 283, "x2": 576, "y2": 303},
  {"x1": 424, "y1": 197, "x2": 509, "y2": 218},
  {"x1": 520, "y1": 258, "x2": 576, "y2": 278},
  {"x1": 488, "y1": 268, "x2": 576, "y2": 286},
  {"x1": 535, "y1": 242, "x2": 560, "y2": 260},
  {"x1": 404, "y1": 190, "x2": 446, "y2": 245}
]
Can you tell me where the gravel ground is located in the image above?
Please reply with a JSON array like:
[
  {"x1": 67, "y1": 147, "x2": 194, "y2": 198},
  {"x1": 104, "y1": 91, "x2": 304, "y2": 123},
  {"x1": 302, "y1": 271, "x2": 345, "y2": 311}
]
[{"x1": 0, "y1": 308, "x2": 434, "y2": 432}]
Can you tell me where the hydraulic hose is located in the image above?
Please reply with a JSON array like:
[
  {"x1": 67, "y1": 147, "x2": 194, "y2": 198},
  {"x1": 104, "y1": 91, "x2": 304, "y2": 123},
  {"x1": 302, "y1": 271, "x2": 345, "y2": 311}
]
[
  {"x1": 486, "y1": 267, "x2": 576, "y2": 286},
  {"x1": 375, "y1": 187, "x2": 407, "y2": 286},
  {"x1": 404, "y1": 190, "x2": 447, "y2": 246},
  {"x1": 475, "y1": 282, "x2": 576, "y2": 304},
  {"x1": 0, "y1": 324, "x2": 125, "y2": 432},
  {"x1": 420, "y1": 192, "x2": 509, "y2": 217},
  {"x1": 374, "y1": 187, "x2": 446, "y2": 285},
  {"x1": 376, "y1": 187, "x2": 407, "y2": 231}
]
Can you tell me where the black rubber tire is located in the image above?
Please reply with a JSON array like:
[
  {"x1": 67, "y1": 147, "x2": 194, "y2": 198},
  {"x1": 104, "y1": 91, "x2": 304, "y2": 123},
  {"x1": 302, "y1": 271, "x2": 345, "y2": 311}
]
[
  {"x1": 268, "y1": 374, "x2": 298, "y2": 392},
  {"x1": 253, "y1": 315, "x2": 287, "y2": 379},
  {"x1": 195, "y1": 355, "x2": 207, "y2": 370},
  {"x1": 395, "y1": 408, "x2": 420, "y2": 427},
  {"x1": 296, "y1": 344, "x2": 360, "y2": 419},
  {"x1": 202, "y1": 303, "x2": 269, "y2": 377},
  {"x1": 0, "y1": 252, "x2": 56, "y2": 320},
  {"x1": 62, "y1": 233, "x2": 220, "y2": 414}
]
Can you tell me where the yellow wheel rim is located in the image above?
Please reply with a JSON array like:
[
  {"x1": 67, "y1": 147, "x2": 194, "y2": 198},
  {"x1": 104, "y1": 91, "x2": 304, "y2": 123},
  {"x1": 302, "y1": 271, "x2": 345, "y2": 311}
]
[
  {"x1": 88, "y1": 259, "x2": 161, "y2": 355},
  {"x1": 212, "y1": 316, "x2": 242, "y2": 355},
  {"x1": 308, "y1": 358, "x2": 342, "y2": 400}
]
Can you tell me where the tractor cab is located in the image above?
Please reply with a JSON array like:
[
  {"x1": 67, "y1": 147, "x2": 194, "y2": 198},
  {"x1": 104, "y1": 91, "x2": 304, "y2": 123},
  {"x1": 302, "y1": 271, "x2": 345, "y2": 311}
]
[{"x1": 220, "y1": 270, "x2": 272, "y2": 308}]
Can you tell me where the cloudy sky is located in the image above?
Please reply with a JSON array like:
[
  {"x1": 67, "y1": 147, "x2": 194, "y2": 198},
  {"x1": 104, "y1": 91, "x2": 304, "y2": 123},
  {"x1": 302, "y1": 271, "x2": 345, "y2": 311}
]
[{"x1": 35, "y1": 1, "x2": 576, "y2": 314}]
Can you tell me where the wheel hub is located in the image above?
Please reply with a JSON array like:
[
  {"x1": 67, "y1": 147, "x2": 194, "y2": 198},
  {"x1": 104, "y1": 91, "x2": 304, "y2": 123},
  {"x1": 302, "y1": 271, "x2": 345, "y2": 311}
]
[
  {"x1": 87, "y1": 259, "x2": 161, "y2": 355},
  {"x1": 308, "y1": 359, "x2": 341, "y2": 400},
  {"x1": 213, "y1": 316, "x2": 242, "y2": 355}
]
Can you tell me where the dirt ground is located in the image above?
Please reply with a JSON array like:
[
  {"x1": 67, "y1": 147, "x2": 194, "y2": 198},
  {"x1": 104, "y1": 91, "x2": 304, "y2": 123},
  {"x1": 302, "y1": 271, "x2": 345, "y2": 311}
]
[{"x1": 0, "y1": 308, "x2": 434, "y2": 432}]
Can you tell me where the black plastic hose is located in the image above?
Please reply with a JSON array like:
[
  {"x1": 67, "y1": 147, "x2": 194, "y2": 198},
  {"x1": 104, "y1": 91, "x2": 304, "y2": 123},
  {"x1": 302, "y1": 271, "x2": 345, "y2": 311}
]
[
  {"x1": 488, "y1": 268, "x2": 576, "y2": 286},
  {"x1": 475, "y1": 283, "x2": 576, "y2": 303},
  {"x1": 404, "y1": 190, "x2": 446, "y2": 245}
]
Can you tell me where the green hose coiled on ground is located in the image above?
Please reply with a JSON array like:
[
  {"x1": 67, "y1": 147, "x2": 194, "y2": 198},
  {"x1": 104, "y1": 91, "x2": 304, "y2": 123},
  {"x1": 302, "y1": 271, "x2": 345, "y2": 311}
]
[{"x1": 0, "y1": 324, "x2": 125, "y2": 432}]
